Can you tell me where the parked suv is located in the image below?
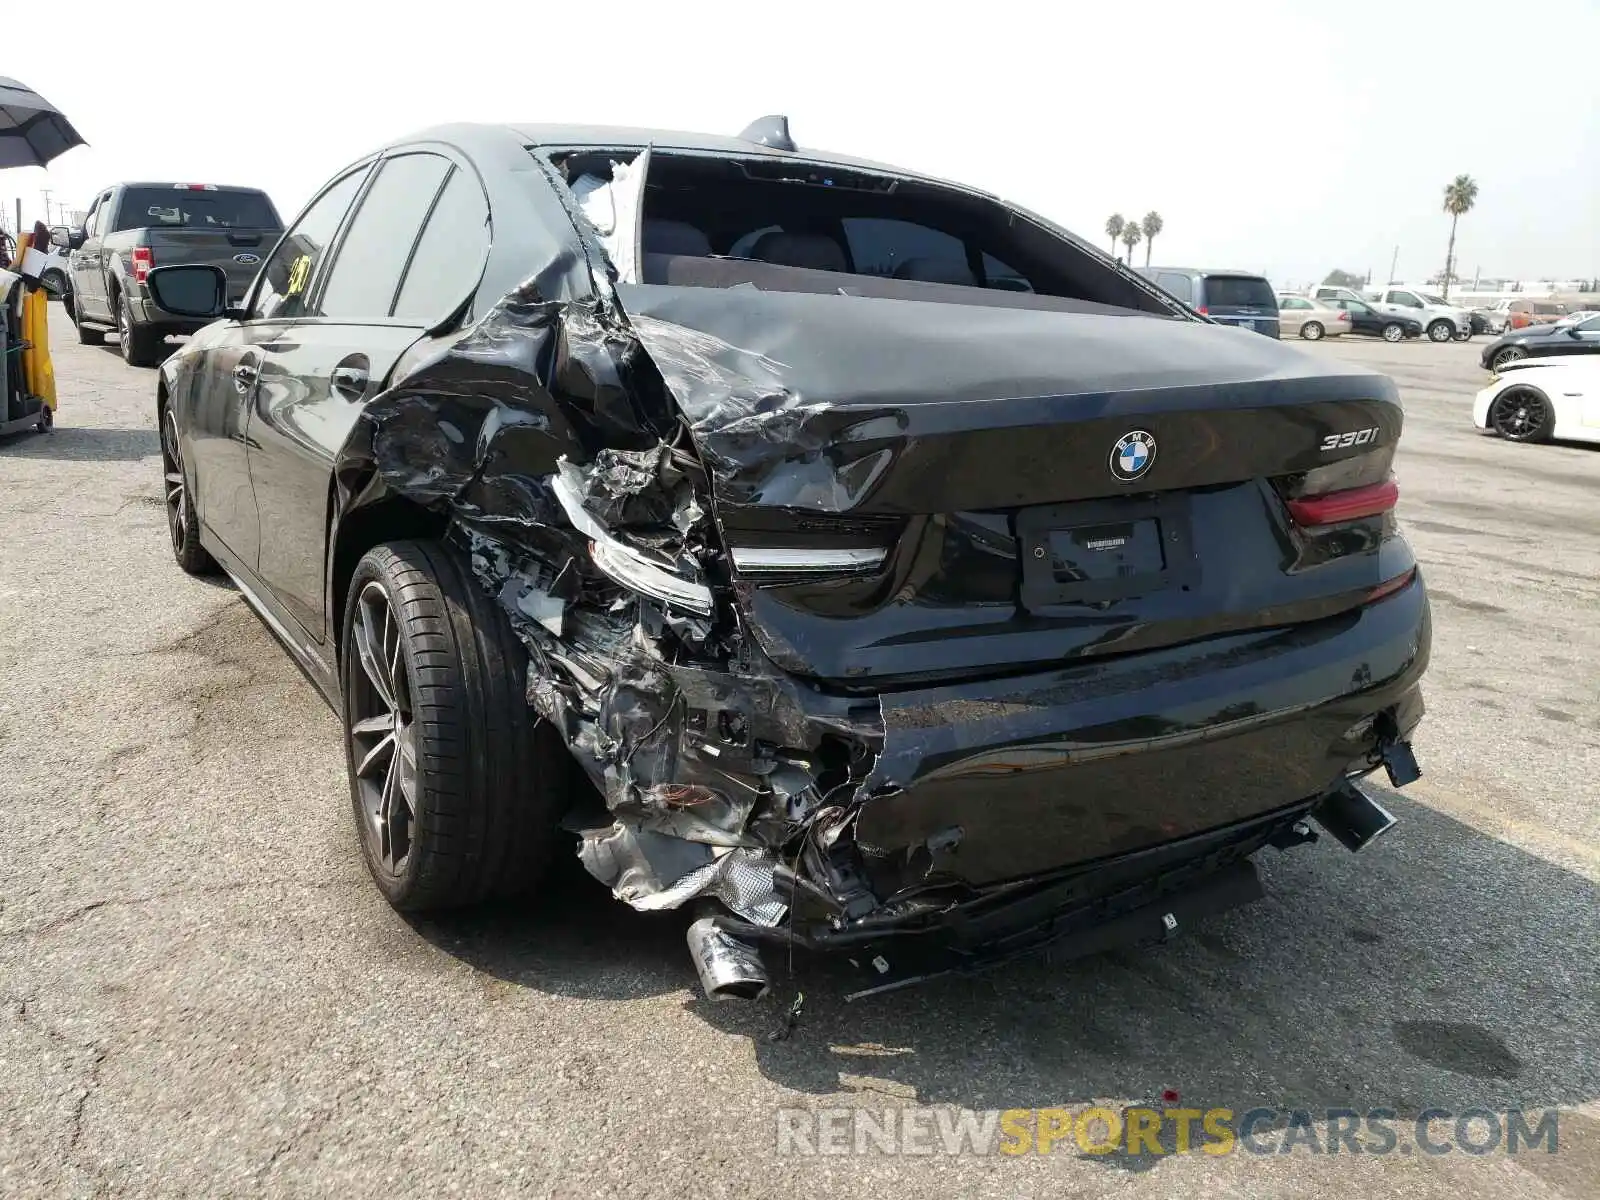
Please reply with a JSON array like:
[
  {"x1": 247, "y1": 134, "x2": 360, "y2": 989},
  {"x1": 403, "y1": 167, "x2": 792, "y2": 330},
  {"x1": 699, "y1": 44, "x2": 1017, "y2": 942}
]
[
  {"x1": 64, "y1": 182, "x2": 283, "y2": 366},
  {"x1": 1139, "y1": 267, "x2": 1281, "y2": 337},
  {"x1": 142, "y1": 119, "x2": 1427, "y2": 999},
  {"x1": 1365, "y1": 286, "x2": 1473, "y2": 343}
]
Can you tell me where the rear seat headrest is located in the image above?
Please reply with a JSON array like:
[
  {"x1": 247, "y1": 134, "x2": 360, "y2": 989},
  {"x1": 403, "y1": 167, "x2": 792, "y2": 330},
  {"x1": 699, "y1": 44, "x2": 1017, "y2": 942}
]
[
  {"x1": 748, "y1": 230, "x2": 848, "y2": 272},
  {"x1": 643, "y1": 219, "x2": 712, "y2": 258},
  {"x1": 892, "y1": 256, "x2": 977, "y2": 286}
]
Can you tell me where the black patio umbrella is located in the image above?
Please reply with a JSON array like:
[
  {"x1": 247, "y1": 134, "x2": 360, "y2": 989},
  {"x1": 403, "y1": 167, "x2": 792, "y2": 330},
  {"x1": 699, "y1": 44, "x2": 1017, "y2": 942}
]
[{"x1": 0, "y1": 76, "x2": 86, "y2": 168}]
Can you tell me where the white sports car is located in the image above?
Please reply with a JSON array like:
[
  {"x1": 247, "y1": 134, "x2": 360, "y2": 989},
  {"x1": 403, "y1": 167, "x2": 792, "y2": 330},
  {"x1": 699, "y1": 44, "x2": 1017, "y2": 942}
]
[{"x1": 1472, "y1": 357, "x2": 1600, "y2": 445}]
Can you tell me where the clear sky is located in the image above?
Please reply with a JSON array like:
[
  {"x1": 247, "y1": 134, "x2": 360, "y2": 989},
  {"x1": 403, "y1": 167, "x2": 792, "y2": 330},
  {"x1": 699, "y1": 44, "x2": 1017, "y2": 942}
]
[{"x1": 7, "y1": 1, "x2": 1597, "y2": 287}]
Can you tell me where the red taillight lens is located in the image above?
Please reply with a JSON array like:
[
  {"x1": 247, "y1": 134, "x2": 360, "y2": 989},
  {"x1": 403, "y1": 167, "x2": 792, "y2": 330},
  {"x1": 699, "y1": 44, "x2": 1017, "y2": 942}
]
[
  {"x1": 132, "y1": 246, "x2": 153, "y2": 283},
  {"x1": 1286, "y1": 478, "x2": 1399, "y2": 526},
  {"x1": 1364, "y1": 567, "x2": 1415, "y2": 604},
  {"x1": 1196, "y1": 305, "x2": 1210, "y2": 316}
]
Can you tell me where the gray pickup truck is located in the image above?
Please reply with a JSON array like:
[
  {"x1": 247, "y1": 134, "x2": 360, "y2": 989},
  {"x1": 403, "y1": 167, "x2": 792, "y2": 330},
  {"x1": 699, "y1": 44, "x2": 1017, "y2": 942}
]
[{"x1": 60, "y1": 182, "x2": 283, "y2": 367}]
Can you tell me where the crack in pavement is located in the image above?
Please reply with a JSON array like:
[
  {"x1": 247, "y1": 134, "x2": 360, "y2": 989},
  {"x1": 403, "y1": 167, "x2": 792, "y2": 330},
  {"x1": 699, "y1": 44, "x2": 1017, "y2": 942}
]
[
  {"x1": 2, "y1": 879, "x2": 365, "y2": 941},
  {"x1": 254, "y1": 1074, "x2": 377, "y2": 1182},
  {"x1": 11, "y1": 995, "x2": 111, "y2": 1172}
]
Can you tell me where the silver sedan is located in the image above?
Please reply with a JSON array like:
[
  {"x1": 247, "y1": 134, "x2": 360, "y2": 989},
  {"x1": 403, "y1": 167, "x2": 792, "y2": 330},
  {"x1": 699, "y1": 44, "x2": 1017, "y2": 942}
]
[{"x1": 1276, "y1": 294, "x2": 1352, "y2": 340}]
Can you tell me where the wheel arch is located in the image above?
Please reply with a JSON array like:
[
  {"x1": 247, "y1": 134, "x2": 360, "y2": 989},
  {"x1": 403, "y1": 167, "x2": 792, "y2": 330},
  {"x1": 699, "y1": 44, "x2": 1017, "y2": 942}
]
[{"x1": 327, "y1": 491, "x2": 450, "y2": 668}]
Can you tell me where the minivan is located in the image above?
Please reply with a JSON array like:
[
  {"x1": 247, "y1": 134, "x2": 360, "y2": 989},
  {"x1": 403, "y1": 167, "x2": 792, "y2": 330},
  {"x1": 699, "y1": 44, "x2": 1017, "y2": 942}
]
[{"x1": 1139, "y1": 267, "x2": 1281, "y2": 337}]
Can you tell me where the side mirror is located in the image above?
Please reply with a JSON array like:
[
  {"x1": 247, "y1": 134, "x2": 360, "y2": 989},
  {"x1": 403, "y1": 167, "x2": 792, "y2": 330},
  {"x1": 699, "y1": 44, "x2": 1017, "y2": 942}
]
[
  {"x1": 49, "y1": 226, "x2": 71, "y2": 249},
  {"x1": 145, "y1": 264, "x2": 228, "y2": 320},
  {"x1": 1567, "y1": 325, "x2": 1584, "y2": 338},
  {"x1": 67, "y1": 226, "x2": 86, "y2": 250}
]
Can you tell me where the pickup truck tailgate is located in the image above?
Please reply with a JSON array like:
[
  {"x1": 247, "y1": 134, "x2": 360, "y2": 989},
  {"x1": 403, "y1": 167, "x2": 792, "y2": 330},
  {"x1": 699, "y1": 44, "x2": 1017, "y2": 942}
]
[{"x1": 140, "y1": 228, "x2": 276, "y2": 304}]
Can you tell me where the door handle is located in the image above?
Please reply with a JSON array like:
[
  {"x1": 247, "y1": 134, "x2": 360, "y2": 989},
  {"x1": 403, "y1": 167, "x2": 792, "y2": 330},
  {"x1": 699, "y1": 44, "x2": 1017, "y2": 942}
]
[
  {"x1": 233, "y1": 362, "x2": 258, "y2": 394},
  {"x1": 331, "y1": 358, "x2": 370, "y2": 401}
]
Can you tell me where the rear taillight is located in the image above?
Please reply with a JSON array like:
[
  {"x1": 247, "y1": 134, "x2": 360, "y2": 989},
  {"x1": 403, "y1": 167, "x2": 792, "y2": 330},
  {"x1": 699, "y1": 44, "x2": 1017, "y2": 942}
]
[
  {"x1": 132, "y1": 246, "x2": 153, "y2": 283},
  {"x1": 1286, "y1": 478, "x2": 1399, "y2": 527},
  {"x1": 1196, "y1": 305, "x2": 1210, "y2": 316},
  {"x1": 1364, "y1": 567, "x2": 1416, "y2": 604}
]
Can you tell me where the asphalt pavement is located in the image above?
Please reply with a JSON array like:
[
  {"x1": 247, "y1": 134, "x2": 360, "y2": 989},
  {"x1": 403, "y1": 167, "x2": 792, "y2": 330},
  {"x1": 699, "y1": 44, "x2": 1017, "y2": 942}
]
[{"x1": 1, "y1": 315, "x2": 1595, "y2": 1197}]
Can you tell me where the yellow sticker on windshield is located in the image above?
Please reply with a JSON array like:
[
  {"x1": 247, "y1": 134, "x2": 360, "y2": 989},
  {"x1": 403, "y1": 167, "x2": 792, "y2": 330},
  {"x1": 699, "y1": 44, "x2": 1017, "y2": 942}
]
[{"x1": 286, "y1": 253, "x2": 311, "y2": 297}]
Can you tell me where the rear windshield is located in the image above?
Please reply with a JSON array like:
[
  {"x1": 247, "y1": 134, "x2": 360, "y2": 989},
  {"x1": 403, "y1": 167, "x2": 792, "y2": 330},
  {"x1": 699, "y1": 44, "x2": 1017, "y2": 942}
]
[
  {"x1": 116, "y1": 187, "x2": 281, "y2": 232},
  {"x1": 546, "y1": 149, "x2": 1185, "y2": 318},
  {"x1": 1202, "y1": 275, "x2": 1277, "y2": 308}
]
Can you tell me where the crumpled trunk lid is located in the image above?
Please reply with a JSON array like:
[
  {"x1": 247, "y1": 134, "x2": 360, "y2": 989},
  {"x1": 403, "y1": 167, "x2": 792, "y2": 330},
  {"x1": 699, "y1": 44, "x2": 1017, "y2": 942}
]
[{"x1": 619, "y1": 283, "x2": 1407, "y2": 686}]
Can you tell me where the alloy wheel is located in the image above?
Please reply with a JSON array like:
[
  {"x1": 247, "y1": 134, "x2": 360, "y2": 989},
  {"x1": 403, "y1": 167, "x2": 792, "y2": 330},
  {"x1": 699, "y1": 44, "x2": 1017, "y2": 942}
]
[
  {"x1": 160, "y1": 411, "x2": 187, "y2": 551},
  {"x1": 1493, "y1": 347, "x2": 1526, "y2": 370},
  {"x1": 349, "y1": 582, "x2": 419, "y2": 875},
  {"x1": 1382, "y1": 324, "x2": 1403, "y2": 343},
  {"x1": 1302, "y1": 321, "x2": 1324, "y2": 341},
  {"x1": 1489, "y1": 388, "x2": 1550, "y2": 442}
]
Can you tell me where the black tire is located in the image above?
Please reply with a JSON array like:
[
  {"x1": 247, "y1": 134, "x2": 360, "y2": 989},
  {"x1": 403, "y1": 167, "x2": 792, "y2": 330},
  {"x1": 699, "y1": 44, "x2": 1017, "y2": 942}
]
[
  {"x1": 160, "y1": 407, "x2": 215, "y2": 574},
  {"x1": 72, "y1": 295, "x2": 103, "y2": 345},
  {"x1": 1487, "y1": 386, "x2": 1555, "y2": 443},
  {"x1": 1426, "y1": 319, "x2": 1453, "y2": 343},
  {"x1": 1491, "y1": 346, "x2": 1527, "y2": 371},
  {"x1": 1381, "y1": 323, "x2": 1405, "y2": 343},
  {"x1": 341, "y1": 539, "x2": 569, "y2": 911},
  {"x1": 1299, "y1": 320, "x2": 1325, "y2": 341},
  {"x1": 117, "y1": 292, "x2": 165, "y2": 368},
  {"x1": 1453, "y1": 327, "x2": 1472, "y2": 343},
  {"x1": 41, "y1": 268, "x2": 69, "y2": 302}
]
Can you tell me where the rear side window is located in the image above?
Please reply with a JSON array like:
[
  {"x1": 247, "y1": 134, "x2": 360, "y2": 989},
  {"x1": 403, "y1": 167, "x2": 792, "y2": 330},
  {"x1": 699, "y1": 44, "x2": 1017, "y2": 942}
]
[
  {"x1": 117, "y1": 187, "x2": 280, "y2": 231},
  {"x1": 392, "y1": 168, "x2": 491, "y2": 323},
  {"x1": 1202, "y1": 276, "x2": 1276, "y2": 308},
  {"x1": 844, "y1": 218, "x2": 968, "y2": 281},
  {"x1": 317, "y1": 153, "x2": 452, "y2": 319},
  {"x1": 249, "y1": 169, "x2": 367, "y2": 321},
  {"x1": 1279, "y1": 297, "x2": 1312, "y2": 310},
  {"x1": 1156, "y1": 272, "x2": 1195, "y2": 304}
]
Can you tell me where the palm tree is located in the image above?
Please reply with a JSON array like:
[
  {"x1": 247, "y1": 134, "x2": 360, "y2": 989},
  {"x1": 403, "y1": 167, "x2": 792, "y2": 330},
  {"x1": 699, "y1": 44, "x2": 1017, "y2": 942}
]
[
  {"x1": 1140, "y1": 211, "x2": 1164, "y2": 266},
  {"x1": 1105, "y1": 214, "x2": 1125, "y2": 256},
  {"x1": 1441, "y1": 175, "x2": 1479, "y2": 301},
  {"x1": 1121, "y1": 222, "x2": 1142, "y2": 264}
]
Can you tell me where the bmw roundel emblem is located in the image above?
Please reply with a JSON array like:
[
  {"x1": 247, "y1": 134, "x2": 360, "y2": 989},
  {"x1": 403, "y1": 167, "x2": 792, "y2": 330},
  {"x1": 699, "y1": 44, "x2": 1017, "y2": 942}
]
[{"x1": 1109, "y1": 430, "x2": 1157, "y2": 482}]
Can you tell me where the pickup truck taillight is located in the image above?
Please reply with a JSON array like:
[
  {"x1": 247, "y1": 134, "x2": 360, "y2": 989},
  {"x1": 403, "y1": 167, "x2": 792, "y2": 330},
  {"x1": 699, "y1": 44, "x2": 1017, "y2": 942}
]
[{"x1": 132, "y1": 247, "x2": 153, "y2": 283}]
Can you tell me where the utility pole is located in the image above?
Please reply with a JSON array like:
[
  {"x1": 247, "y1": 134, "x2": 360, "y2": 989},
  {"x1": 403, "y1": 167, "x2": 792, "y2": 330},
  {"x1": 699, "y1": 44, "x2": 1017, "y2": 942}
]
[
  {"x1": 40, "y1": 188, "x2": 53, "y2": 226},
  {"x1": 1388, "y1": 245, "x2": 1399, "y2": 285}
]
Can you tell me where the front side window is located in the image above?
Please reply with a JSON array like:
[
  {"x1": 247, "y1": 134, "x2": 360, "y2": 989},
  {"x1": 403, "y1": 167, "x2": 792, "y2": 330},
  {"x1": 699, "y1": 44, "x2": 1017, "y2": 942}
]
[
  {"x1": 83, "y1": 197, "x2": 104, "y2": 238},
  {"x1": 1391, "y1": 291, "x2": 1423, "y2": 308},
  {"x1": 249, "y1": 168, "x2": 368, "y2": 321},
  {"x1": 317, "y1": 153, "x2": 453, "y2": 319}
]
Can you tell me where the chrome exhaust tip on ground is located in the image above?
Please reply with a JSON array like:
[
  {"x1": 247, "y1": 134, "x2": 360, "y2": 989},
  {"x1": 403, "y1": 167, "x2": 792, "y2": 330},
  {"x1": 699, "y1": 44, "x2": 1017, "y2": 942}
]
[
  {"x1": 687, "y1": 916, "x2": 771, "y2": 1001},
  {"x1": 1313, "y1": 780, "x2": 1399, "y2": 853}
]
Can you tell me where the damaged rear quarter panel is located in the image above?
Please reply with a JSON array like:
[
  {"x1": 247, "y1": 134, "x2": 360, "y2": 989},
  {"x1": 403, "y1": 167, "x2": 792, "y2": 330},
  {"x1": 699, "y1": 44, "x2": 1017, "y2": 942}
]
[{"x1": 329, "y1": 146, "x2": 890, "y2": 932}]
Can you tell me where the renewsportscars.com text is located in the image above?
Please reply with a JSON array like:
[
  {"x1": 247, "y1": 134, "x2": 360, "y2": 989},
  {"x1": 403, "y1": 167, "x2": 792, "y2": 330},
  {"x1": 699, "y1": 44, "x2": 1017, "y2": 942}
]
[{"x1": 775, "y1": 1105, "x2": 1561, "y2": 1158}]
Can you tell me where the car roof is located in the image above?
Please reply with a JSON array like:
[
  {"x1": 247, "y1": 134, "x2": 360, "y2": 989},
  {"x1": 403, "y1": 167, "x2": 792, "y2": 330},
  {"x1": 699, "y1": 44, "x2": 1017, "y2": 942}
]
[
  {"x1": 377, "y1": 121, "x2": 953, "y2": 187},
  {"x1": 111, "y1": 181, "x2": 271, "y2": 193},
  {"x1": 1145, "y1": 266, "x2": 1271, "y2": 280}
]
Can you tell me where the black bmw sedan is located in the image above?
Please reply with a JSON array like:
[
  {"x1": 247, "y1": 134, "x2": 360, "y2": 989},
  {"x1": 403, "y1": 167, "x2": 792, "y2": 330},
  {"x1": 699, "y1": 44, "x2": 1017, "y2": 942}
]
[
  {"x1": 144, "y1": 119, "x2": 1429, "y2": 999},
  {"x1": 1480, "y1": 311, "x2": 1600, "y2": 370}
]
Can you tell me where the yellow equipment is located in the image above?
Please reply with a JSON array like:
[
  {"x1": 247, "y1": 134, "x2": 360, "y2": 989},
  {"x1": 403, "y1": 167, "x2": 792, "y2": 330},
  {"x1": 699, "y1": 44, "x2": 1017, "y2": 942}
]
[{"x1": 1, "y1": 225, "x2": 55, "y2": 436}]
